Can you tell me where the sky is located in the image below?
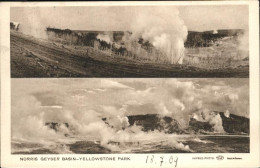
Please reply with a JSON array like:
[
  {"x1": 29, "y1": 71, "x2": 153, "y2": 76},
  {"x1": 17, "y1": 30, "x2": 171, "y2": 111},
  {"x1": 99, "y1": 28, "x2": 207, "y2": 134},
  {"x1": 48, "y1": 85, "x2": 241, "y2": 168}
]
[{"x1": 11, "y1": 5, "x2": 248, "y2": 31}]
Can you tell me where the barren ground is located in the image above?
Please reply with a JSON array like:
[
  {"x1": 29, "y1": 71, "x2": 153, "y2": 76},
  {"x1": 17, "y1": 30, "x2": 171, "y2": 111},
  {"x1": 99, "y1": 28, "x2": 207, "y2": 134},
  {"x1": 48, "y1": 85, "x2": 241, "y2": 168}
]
[{"x1": 11, "y1": 32, "x2": 249, "y2": 78}]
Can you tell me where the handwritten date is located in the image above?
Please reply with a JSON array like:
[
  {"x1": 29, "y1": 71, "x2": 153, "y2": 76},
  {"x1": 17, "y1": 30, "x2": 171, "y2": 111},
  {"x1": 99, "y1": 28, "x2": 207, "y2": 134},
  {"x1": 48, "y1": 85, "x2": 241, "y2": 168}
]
[{"x1": 145, "y1": 155, "x2": 178, "y2": 167}]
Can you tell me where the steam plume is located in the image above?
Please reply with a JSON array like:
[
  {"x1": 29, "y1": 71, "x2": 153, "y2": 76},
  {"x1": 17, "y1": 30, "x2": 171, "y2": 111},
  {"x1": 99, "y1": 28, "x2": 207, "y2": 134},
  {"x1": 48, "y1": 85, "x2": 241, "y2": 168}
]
[
  {"x1": 237, "y1": 30, "x2": 249, "y2": 59},
  {"x1": 97, "y1": 34, "x2": 112, "y2": 44},
  {"x1": 127, "y1": 6, "x2": 188, "y2": 64}
]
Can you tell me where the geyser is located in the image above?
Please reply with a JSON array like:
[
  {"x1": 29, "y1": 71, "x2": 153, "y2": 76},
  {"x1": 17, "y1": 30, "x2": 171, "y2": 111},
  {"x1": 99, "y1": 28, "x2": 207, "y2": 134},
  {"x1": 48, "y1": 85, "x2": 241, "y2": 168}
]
[{"x1": 128, "y1": 6, "x2": 188, "y2": 64}]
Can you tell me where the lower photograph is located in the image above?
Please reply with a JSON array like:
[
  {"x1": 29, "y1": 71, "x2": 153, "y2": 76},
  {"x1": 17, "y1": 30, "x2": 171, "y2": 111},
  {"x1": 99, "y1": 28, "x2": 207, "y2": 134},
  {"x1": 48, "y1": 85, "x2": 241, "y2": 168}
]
[{"x1": 11, "y1": 78, "x2": 249, "y2": 154}]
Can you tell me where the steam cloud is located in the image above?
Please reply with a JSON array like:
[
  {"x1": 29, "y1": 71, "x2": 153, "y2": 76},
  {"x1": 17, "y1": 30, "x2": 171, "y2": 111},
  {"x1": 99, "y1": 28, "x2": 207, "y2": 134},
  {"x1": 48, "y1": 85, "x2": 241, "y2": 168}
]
[
  {"x1": 125, "y1": 7, "x2": 188, "y2": 64},
  {"x1": 237, "y1": 30, "x2": 249, "y2": 59},
  {"x1": 14, "y1": 8, "x2": 48, "y2": 39},
  {"x1": 11, "y1": 79, "x2": 248, "y2": 153},
  {"x1": 200, "y1": 109, "x2": 225, "y2": 133},
  {"x1": 11, "y1": 7, "x2": 188, "y2": 64},
  {"x1": 97, "y1": 34, "x2": 112, "y2": 44}
]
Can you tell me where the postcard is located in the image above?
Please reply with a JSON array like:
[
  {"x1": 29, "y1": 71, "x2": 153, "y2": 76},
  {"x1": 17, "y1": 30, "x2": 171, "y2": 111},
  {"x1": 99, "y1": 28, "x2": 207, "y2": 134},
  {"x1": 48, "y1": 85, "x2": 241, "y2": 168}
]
[{"x1": 1, "y1": 1, "x2": 259, "y2": 168}]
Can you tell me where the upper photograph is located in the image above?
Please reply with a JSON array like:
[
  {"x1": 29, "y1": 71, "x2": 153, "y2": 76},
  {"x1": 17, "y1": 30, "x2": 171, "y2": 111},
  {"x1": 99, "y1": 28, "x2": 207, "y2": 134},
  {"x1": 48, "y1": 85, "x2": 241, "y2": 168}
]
[{"x1": 10, "y1": 5, "x2": 249, "y2": 78}]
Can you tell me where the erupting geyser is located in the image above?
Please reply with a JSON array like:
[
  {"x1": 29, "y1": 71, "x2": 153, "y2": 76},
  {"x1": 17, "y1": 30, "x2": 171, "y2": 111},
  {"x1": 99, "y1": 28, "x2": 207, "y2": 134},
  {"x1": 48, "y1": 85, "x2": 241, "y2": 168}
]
[
  {"x1": 12, "y1": 6, "x2": 188, "y2": 64},
  {"x1": 127, "y1": 6, "x2": 188, "y2": 64}
]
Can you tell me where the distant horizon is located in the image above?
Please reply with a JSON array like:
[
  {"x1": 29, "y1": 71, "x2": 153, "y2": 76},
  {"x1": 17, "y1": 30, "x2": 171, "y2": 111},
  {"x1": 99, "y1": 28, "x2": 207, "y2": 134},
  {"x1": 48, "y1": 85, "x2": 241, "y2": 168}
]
[
  {"x1": 11, "y1": 5, "x2": 248, "y2": 32},
  {"x1": 39, "y1": 26, "x2": 246, "y2": 33},
  {"x1": 10, "y1": 19, "x2": 247, "y2": 32}
]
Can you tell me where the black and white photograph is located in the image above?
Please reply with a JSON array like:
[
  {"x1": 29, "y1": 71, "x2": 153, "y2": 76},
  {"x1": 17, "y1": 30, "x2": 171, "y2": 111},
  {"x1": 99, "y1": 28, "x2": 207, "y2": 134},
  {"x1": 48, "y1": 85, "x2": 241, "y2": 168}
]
[
  {"x1": 11, "y1": 78, "x2": 249, "y2": 154},
  {"x1": 10, "y1": 5, "x2": 249, "y2": 78},
  {"x1": 1, "y1": 1, "x2": 259, "y2": 168}
]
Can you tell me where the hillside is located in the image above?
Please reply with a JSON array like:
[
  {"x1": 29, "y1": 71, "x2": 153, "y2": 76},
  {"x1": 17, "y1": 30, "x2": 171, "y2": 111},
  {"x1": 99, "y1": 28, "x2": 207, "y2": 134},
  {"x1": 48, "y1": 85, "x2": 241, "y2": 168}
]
[
  {"x1": 127, "y1": 112, "x2": 249, "y2": 135},
  {"x1": 11, "y1": 26, "x2": 249, "y2": 77},
  {"x1": 127, "y1": 114, "x2": 185, "y2": 134},
  {"x1": 217, "y1": 112, "x2": 249, "y2": 134},
  {"x1": 11, "y1": 31, "x2": 249, "y2": 77}
]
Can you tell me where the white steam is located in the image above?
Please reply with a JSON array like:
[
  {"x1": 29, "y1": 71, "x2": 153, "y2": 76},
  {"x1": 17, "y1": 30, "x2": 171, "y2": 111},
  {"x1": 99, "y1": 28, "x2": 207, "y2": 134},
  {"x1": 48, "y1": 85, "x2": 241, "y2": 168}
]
[
  {"x1": 126, "y1": 7, "x2": 188, "y2": 64},
  {"x1": 12, "y1": 7, "x2": 187, "y2": 64},
  {"x1": 201, "y1": 110, "x2": 225, "y2": 133},
  {"x1": 224, "y1": 110, "x2": 230, "y2": 118},
  {"x1": 97, "y1": 34, "x2": 112, "y2": 44},
  {"x1": 191, "y1": 110, "x2": 225, "y2": 133},
  {"x1": 12, "y1": 8, "x2": 48, "y2": 39},
  {"x1": 11, "y1": 89, "x2": 190, "y2": 152},
  {"x1": 237, "y1": 30, "x2": 249, "y2": 59},
  {"x1": 12, "y1": 78, "x2": 249, "y2": 153}
]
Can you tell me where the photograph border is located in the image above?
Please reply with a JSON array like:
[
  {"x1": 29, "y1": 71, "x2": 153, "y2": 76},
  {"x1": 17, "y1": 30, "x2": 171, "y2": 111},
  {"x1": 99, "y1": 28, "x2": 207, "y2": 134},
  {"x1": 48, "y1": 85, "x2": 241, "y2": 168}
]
[{"x1": 1, "y1": 1, "x2": 259, "y2": 168}]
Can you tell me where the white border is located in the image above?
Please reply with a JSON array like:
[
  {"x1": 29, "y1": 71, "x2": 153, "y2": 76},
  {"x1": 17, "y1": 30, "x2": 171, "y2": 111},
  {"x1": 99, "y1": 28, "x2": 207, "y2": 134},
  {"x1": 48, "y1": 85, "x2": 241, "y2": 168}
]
[{"x1": 1, "y1": 1, "x2": 259, "y2": 168}]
